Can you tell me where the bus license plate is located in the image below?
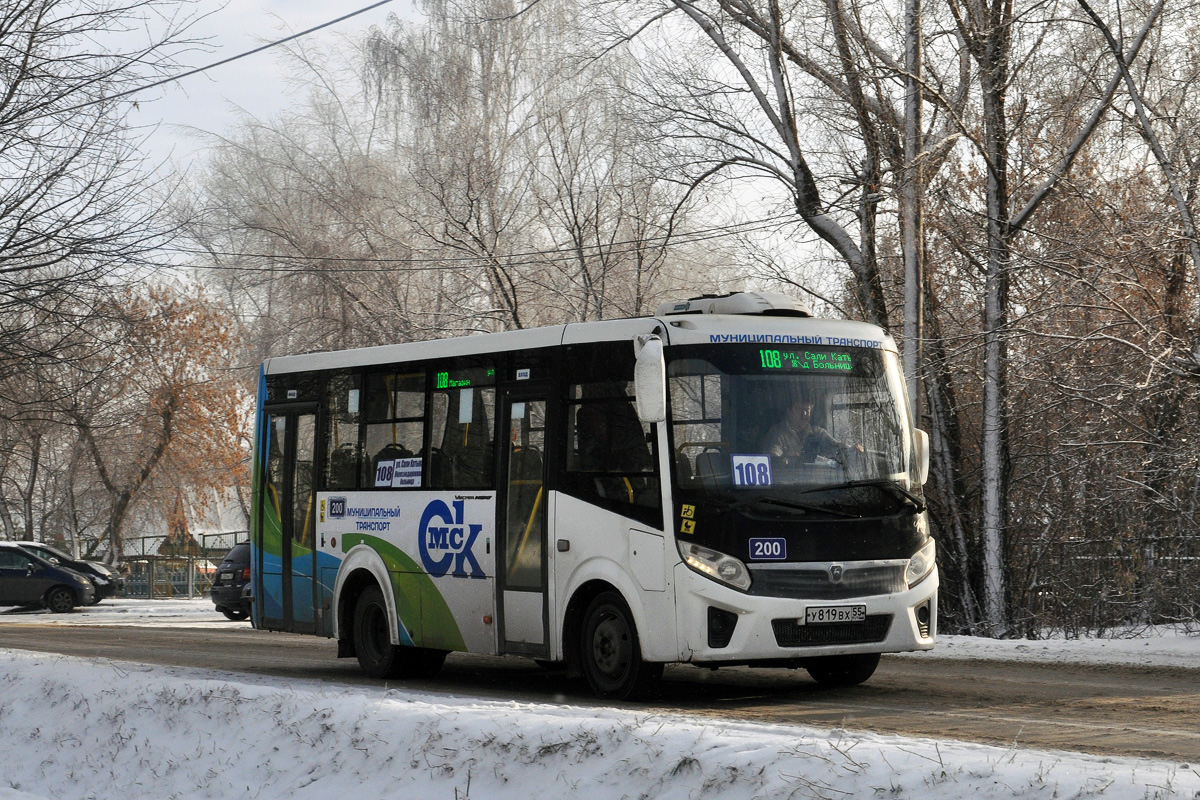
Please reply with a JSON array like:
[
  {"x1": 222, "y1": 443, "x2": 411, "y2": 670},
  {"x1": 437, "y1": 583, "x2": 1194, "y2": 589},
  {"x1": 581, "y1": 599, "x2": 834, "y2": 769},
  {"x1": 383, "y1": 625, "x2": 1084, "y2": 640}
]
[{"x1": 805, "y1": 605, "x2": 866, "y2": 625}]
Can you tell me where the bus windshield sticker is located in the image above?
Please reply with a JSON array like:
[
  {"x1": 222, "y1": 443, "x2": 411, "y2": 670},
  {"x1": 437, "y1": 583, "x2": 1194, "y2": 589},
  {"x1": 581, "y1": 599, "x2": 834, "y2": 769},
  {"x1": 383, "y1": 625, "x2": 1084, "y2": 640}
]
[
  {"x1": 732, "y1": 454, "x2": 773, "y2": 488},
  {"x1": 392, "y1": 457, "x2": 422, "y2": 488},
  {"x1": 517, "y1": 368, "x2": 531, "y2": 380},
  {"x1": 458, "y1": 388, "x2": 474, "y2": 424},
  {"x1": 680, "y1": 504, "x2": 696, "y2": 535},
  {"x1": 347, "y1": 388, "x2": 360, "y2": 414},
  {"x1": 374, "y1": 458, "x2": 424, "y2": 488}
]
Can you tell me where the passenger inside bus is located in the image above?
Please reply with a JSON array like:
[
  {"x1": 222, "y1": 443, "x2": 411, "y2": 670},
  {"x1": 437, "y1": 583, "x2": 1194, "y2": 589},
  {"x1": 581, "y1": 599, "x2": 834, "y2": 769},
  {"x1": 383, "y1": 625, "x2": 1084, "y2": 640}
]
[
  {"x1": 573, "y1": 400, "x2": 654, "y2": 504},
  {"x1": 574, "y1": 404, "x2": 611, "y2": 471},
  {"x1": 327, "y1": 442, "x2": 358, "y2": 489}
]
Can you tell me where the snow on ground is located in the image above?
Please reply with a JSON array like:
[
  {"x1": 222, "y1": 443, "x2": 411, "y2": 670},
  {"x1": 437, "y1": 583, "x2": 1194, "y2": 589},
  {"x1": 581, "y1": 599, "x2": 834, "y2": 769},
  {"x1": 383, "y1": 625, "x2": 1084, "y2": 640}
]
[
  {"x1": 0, "y1": 598, "x2": 236, "y2": 629},
  {"x1": 1, "y1": 599, "x2": 1198, "y2": 800}
]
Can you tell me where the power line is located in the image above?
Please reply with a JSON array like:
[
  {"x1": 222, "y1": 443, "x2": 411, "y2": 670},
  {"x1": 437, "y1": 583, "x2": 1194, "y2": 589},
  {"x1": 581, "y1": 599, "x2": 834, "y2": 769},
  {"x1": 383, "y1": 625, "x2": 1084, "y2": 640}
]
[
  {"x1": 59, "y1": 0, "x2": 394, "y2": 116},
  {"x1": 168, "y1": 215, "x2": 800, "y2": 274}
]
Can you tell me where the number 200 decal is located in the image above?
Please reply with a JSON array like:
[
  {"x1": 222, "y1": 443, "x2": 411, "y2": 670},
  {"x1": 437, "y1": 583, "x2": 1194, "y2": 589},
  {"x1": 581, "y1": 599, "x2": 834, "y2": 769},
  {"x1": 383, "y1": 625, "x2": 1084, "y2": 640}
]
[{"x1": 749, "y1": 537, "x2": 787, "y2": 560}]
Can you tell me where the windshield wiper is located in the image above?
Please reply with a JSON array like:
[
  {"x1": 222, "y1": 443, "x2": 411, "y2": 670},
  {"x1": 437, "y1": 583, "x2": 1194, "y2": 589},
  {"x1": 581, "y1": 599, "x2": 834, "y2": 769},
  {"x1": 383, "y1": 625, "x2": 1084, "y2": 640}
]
[
  {"x1": 715, "y1": 495, "x2": 861, "y2": 519},
  {"x1": 795, "y1": 478, "x2": 927, "y2": 512}
]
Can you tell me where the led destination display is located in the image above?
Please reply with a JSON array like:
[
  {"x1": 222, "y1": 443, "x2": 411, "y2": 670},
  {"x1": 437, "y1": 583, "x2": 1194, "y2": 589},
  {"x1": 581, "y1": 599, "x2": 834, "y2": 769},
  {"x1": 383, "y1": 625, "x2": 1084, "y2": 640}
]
[{"x1": 757, "y1": 348, "x2": 855, "y2": 372}]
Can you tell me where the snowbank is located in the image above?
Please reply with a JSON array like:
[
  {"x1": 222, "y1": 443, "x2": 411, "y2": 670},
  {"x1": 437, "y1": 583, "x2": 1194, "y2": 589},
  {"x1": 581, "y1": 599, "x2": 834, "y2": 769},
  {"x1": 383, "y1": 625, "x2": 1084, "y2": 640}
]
[
  {"x1": 1, "y1": 600, "x2": 1198, "y2": 799},
  {"x1": 1, "y1": 648, "x2": 1198, "y2": 800}
]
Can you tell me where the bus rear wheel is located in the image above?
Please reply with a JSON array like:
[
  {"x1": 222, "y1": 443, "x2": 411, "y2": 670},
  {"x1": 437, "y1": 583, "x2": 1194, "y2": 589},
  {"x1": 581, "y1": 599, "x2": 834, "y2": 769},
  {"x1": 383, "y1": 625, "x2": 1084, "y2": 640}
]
[
  {"x1": 580, "y1": 591, "x2": 661, "y2": 701},
  {"x1": 352, "y1": 585, "x2": 447, "y2": 680},
  {"x1": 804, "y1": 653, "x2": 880, "y2": 687}
]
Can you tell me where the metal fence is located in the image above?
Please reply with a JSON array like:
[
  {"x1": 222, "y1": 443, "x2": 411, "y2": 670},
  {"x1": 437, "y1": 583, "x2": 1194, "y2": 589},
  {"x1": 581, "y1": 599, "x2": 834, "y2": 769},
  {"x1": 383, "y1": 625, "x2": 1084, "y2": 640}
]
[
  {"x1": 121, "y1": 532, "x2": 247, "y2": 599},
  {"x1": 1013, "y1": 534, "x2": 1200, "y2": 635}
]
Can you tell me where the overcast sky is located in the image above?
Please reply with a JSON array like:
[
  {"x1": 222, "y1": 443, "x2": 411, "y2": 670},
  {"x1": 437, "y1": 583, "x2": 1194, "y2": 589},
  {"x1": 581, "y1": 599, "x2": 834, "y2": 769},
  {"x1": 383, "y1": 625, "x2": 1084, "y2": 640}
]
[{"x1": 129, "y1": 0, "x2": 405, "y2": 168}]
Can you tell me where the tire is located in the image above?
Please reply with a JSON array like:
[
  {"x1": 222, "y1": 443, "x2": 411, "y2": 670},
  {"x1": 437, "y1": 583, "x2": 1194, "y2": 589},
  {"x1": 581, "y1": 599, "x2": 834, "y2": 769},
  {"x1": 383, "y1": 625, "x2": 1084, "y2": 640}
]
[
  {"x1": 222, "y1": 608, "x2": 250, "y2": 621},
  {"x1": 45, "y1": 586, "x2": 76, "y2": 614},
  {"x1": 805, "y1": 653, "x2": 881, "y2": 687},
  {"x1": 579, "y1": 591, "x2": 661, "y2": 701},
  {"x1": 352, "y1": 585, "x2": 447, "y2": 680},
  {"x1": 405, "y1": 647, "x2": 448, "y2": 679},
  {"x1": 354, "y1": 585, "x2": 403, "y2": 679}
]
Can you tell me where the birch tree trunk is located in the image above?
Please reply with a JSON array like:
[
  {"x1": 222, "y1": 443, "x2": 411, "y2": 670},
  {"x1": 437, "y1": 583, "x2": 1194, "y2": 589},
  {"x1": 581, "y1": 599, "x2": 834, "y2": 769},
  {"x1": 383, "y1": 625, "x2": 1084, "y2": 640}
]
[
  {"x1": 924, "y1": 300, "x2": 982, "y2": 629},
  {"x1": 901, "y1": 0, "x2": 924, "y2": 415}
]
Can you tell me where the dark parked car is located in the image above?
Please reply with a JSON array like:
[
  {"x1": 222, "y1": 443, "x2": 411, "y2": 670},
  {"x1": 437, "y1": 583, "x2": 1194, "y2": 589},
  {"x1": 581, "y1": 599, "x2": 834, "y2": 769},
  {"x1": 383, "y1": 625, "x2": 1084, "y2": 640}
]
[
  {"x1": 14, "y1": 541, "x2": 124, "y2": 603},
  {"x1": 0, "y1": 542, "x2": 95, "y2": 613},
  {"x1": 211, "y1": 542, "x2": 251, "y2": 621}
]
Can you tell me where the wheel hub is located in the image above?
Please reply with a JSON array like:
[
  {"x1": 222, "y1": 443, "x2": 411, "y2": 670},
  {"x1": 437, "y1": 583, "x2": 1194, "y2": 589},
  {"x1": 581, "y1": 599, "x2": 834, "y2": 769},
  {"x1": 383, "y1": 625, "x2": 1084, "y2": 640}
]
[{"x1": 592, "y1": 615, "x2": 629, "y2": 676}]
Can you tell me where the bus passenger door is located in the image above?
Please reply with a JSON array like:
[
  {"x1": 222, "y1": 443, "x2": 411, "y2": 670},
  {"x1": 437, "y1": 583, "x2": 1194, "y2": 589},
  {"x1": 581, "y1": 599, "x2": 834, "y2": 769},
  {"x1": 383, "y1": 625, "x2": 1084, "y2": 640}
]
[
  {"x1": 498, "y1": 389, "x2": 549, "y2": 657},
  {"x1": 258, "y1": 406, "x2": 319, "y2": 635}
]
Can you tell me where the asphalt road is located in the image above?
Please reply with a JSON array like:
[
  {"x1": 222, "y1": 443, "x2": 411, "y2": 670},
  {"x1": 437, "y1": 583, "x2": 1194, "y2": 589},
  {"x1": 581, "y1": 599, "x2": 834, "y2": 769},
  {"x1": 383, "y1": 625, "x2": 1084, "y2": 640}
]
[{"x1": 2, "y1": 622, "x2": 1197, "y2": 762}]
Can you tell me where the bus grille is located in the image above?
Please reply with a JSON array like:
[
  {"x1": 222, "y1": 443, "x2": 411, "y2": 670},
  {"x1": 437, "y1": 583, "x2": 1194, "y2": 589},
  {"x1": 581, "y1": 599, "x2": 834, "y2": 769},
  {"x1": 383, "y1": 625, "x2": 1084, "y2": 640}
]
[
  {"x1": 772, "y1": 614, "x2": 893, "y2": 647},
  {"x1": 749, "y1": 565, "x2": 906, "y2": 599}
]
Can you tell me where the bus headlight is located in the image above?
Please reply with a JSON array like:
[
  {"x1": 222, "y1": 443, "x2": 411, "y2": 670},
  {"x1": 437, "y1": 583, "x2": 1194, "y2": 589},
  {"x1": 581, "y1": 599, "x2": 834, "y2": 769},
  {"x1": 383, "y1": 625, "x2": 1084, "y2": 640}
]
[
  {"x1": 679, "y1": 542, "x2": 752, "y2": 591},
  {"x1": 905, "y1": 538, "x2": 936, "y2": 589}
]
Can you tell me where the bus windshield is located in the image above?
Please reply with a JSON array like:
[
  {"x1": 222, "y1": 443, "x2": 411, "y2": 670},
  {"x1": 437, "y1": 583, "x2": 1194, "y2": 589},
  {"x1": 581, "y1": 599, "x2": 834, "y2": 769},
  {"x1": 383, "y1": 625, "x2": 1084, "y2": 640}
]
[{"x1": 668, "y1": 343, "x2": 918, "y2": 512}]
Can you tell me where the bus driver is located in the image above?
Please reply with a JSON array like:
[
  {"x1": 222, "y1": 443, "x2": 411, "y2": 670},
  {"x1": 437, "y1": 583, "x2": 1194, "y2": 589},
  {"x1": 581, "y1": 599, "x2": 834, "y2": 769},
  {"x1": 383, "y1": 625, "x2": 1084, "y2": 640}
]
[{"x1": 762, "y1": 394, "x2": 863, "y2": 464}]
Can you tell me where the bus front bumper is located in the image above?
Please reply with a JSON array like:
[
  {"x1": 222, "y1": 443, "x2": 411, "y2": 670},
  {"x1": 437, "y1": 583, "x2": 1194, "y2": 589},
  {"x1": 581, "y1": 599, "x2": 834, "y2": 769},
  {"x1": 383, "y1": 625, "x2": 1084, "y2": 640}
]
[{"x1": 673, "y1": 563, "x2": 938, "y2": 666}]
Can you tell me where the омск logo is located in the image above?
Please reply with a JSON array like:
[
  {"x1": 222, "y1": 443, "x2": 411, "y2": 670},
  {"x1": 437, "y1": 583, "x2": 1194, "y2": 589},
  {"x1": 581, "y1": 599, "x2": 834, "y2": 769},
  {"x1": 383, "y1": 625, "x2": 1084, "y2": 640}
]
[{"x1": 419, "y1": 499, "x2": 486, "y2": 578}]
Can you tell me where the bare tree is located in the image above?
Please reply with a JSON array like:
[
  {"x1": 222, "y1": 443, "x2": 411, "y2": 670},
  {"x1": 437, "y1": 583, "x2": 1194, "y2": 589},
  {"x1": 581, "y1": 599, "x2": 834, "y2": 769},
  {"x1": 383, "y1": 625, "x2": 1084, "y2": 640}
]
[
  {"x1": 63, "y1": 286, "x2": 249, "y2": 558},
  {"x1": 602, "y1": 0, "x2": 1181, "y2": 635},
  {"x1": 0, "y1": 0, "x2": 209, "y2": 543},
  {"x1": 0, "y1": 0, "x2": 204, "y2": 377},
  {"x1": 186, "y1": 0, "x2": 708, "y2": 356},
  {"x1": 947, "y1": 0, "x2": 1163, "y2": 633},
  {"x1": 528, "y1": 59, "x2": 688, "y2": 321}
]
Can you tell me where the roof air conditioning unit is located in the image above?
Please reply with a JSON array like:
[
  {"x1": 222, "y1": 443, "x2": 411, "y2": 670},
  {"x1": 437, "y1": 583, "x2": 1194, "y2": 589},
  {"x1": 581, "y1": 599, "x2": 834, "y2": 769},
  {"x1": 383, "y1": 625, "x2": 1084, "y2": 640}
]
[{"x1": 656, "y1": 291, "x2": 812, "y2": 318}]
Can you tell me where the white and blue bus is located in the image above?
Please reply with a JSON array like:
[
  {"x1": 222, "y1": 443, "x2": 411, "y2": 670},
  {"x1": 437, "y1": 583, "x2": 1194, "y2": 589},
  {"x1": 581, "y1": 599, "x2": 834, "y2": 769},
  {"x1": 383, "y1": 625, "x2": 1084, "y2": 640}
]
[{"x1": 251, "y1": 291, "x2": 937, "y2": 699}]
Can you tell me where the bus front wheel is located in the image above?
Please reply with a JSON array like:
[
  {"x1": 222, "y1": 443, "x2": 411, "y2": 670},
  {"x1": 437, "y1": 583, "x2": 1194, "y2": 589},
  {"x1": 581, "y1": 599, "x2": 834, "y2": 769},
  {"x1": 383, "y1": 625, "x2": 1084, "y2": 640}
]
[
  {"x1": 580, "y1": 591, "x2": 661, "y2": 701},
  {"x1": 804, "y1": 653, "x2": 880, "y2": 687}
]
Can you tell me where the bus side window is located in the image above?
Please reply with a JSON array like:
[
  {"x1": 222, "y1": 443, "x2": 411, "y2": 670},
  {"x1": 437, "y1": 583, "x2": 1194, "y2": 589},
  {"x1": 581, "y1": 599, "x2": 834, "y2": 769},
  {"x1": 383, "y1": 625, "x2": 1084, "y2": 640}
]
[
  {"x1": 323, "y1": 374, "x2": 360, "y2": 490},
  {"x1": 430, "y1": 385, "x2": 496, "y2": 490},
  {"x1": 561, "y1": 342, "x2": 662, "y2": 528},
  {"x1": 361, "y1": 370, "x2": 426, "y2": 488},
  {"x1": 294, "y1": 416, "x2": 316, "y2": 545},
  {"x1": 571, "y1": 399, "x2": 652, "y2": 473},
  {"x1": 669, "y1": 369, "x2": 723, "y2": 487}
]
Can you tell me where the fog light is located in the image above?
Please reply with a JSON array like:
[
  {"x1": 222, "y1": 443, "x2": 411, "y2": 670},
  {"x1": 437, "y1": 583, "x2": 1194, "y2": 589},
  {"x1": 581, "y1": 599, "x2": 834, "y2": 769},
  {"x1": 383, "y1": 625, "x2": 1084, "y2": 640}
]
[
  {"x1": 915, "y1": 600, "x2": 932, "y2": 639},
  {"x1": 708, "y1": 606, "x2": 738, "y2": 649}
]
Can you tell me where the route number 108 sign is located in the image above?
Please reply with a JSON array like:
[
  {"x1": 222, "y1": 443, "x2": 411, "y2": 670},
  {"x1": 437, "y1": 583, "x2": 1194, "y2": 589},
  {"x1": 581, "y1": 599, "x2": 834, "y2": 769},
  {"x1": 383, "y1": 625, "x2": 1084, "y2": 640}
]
[{"x1": 731, "y1": 455, "x2": 773, "y2": 487}]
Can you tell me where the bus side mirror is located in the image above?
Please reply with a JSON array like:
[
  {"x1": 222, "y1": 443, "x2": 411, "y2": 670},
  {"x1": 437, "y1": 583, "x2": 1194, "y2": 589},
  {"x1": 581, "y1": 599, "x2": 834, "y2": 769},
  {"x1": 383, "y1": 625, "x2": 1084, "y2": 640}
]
[
  {"x1": 634, "y1": 335, "x2": 667, "y2": 424},
  {"x1": 913, "y1": 428, "x2": 930, "y2": 486}
]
